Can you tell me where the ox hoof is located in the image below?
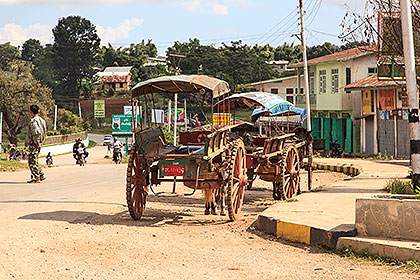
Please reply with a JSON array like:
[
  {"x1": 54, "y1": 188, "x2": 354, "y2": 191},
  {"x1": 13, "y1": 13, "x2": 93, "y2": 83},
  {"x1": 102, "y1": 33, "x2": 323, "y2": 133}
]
[{"x1": 204, "y1": 209, "x2": 210, "y2": 215}]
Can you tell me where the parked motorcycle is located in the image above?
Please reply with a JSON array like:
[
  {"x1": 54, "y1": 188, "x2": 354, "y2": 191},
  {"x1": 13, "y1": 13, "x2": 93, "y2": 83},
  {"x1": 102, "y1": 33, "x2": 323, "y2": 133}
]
[
  {"x1": 113, "y1": 147, "x2": 122, "y2": 164},
  {"x1": 330, "y1": 140, "x2": 343, "y2": 158},
  {"x1": 76, "y1": 147, "x2": 86, "y2": 166}
]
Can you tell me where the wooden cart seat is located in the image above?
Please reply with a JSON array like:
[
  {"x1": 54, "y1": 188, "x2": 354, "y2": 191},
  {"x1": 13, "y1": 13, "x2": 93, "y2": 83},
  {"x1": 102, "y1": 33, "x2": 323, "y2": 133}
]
[{"x1": 172, "y1": 145, "x2": 205, "y2": 155}]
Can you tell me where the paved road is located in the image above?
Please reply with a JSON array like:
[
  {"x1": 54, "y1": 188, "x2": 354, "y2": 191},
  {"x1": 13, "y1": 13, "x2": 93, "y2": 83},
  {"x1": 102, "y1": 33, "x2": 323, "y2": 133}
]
[{"x1": 0, "y1": 139, "x2": 416, "y2": 279}]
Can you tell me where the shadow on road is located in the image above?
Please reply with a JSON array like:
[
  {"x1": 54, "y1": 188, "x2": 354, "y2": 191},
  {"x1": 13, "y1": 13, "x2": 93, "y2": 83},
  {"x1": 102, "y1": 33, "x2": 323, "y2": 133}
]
[
  {"x1": 18, "y1": 208, "x2": 230, "y2": 227},
  {"x1": 0, "y1": 199, "x2": 125, "y2": 206}
]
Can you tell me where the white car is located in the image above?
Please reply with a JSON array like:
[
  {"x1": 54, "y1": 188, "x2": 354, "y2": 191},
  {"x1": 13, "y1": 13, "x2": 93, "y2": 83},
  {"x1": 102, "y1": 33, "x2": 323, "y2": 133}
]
[{"x1": 103, "y1": 135, "x2": 113, "y2": 146}]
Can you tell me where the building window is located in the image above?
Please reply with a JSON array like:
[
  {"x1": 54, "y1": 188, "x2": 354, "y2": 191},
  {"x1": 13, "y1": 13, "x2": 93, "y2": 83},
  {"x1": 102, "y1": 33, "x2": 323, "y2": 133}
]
[
  {"x1": 331, "y1": 69, "x2": 339, "y2": 94},
  {"x1": 368, "y1": 67, "x2": 377, "y2": 76},
  {"x1": 342, "y1": 113, "x2": 351, "y2": 119},
  {"x1": 286, "y1": 95, "x2": 295, "y2": 104},
  {"x1": 120, "y1": 83, "x2": 124, "y2": 88},
  {"x1": 330, "y1": 112, "x2": 338, "y2": 118},
  {"x1": 346, "y1": 68, "x2": 351, "y2": 85},
  {"x1": 271, "y1": 88, "x2": 278, "y2": 94},
  {"x1": 319, "y1": 70, "x2": 326, "y2": 94},
  {"x1": 286, "y1": 88, "x2": 294, "y2": 95},
  {"x1": 309, "y1": 72, "x2": 315, "y2": 94}
]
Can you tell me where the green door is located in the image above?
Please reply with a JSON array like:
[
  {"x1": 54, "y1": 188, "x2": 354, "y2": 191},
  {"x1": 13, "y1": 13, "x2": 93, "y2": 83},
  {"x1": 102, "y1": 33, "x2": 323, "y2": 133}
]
[{"x1": 345, "y1": 118, "x2": 353, "y2": 152}]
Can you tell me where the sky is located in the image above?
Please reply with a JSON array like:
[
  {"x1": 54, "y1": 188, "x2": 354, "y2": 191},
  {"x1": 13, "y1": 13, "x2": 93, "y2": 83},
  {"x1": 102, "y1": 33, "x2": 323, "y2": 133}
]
[{"x1": 0, "y1": 0, "x2": 367, "y2": 54}]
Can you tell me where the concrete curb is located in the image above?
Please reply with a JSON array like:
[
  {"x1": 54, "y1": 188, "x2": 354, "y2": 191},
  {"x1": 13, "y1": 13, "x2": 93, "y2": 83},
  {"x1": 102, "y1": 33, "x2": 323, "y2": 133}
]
[
  {"x1": 258, "y1": 214, "x2": 356, "y2": 248},
  {"x1": 313, "y1": 161, "x2": 363, "y2": 176}
]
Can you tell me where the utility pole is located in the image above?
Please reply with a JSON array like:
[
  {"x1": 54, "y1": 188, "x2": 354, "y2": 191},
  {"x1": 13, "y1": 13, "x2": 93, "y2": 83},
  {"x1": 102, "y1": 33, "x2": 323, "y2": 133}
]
[
  {"x1": 400, "y1": 0, "x2": 420, "y2": 189},
  {"x1": 54, "y1": 105, "x2": 58, "y2": 131},
  {"x1": 299, "y1": 0, "x2": 311, "y2": 131},
  {"x1": 299, "y1": 0, "x2": 313, "y2": 190}
]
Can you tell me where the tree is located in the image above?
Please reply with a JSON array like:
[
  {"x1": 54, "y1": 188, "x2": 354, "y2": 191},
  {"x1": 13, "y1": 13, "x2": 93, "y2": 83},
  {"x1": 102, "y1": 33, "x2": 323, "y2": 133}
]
[
  {"x1": 21, "y1": 39, "x2": 43, "y2": 62},
  {"x1": 0, "y1": 43, "x2": 20, "y2": 70},
  {"x1": 52, "y1": 16, "x2": 100, "y2": 109},
  {"x1": 0, "y1": 60, "x2": 55, "y2": 145}
]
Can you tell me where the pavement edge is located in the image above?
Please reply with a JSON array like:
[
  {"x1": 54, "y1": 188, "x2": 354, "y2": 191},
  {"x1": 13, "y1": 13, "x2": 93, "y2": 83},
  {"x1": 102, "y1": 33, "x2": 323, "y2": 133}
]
[
  {"x1": 257, "y1": 215, "x2": 356, "y2": 248},
  {"x1": 313, "y1": 161, "x2": 363, "y2": 176}
]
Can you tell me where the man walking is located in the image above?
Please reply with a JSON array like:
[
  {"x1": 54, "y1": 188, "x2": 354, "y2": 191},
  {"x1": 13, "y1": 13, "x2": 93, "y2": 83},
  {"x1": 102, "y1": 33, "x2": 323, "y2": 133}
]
[{"x1": 25, "y1": 105, "x2": 47, "y2": 183}]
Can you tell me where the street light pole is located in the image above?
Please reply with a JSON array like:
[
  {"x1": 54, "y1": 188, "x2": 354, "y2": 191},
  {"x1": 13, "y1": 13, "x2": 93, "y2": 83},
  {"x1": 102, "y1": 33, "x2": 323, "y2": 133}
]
[{"x1": 400, "y1": 0, "x2": 420, "y2": 190}]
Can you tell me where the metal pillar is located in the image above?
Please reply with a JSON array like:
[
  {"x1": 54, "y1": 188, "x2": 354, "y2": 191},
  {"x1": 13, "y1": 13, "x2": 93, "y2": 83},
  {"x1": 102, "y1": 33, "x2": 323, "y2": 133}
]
[{"x1": 401, "y1": 0, "x2": 420, "y2": 189}]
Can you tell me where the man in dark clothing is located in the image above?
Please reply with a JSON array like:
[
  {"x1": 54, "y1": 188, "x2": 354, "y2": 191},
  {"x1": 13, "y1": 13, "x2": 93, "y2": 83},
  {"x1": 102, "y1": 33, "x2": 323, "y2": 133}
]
[
  {"x1": 25, "y1": 105, "x2": 47, "y2": 183},
  {"x1": 73, "y1": 138, "x2": 88, "y2": 163}
]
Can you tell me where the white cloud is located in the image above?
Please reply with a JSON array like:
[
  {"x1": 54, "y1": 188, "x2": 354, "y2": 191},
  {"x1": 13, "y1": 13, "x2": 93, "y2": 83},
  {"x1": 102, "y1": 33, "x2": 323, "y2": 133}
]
[
  {"x1": 211, "y1": 3, "x2": 228, "y2": 15},
  {"x1": 96, "y1": 17, "x2": 144, "y2": 45},
  {"x1": 0, "y1": 23, "x2": 52, "y2": 45},
  {"x1": 0, "y1": 17, "x2": 144, "y2": 46}
]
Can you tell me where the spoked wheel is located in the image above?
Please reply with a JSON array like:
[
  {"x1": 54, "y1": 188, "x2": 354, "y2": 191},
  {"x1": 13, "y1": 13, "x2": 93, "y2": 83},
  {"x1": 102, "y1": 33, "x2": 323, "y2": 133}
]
[
  {"x1": 280, "y1": 144, "x2": 300, "y2": 200},
  {"x1": 126, "y1": 146, "x2": 149, "y2": 220},
  {"x1": 226, "y1": 140, "x2": 247, "y2": 221}
]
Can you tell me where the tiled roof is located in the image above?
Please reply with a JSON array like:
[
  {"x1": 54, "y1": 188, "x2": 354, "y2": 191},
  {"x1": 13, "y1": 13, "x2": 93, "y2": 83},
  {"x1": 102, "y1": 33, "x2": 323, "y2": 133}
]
[
  {"x1": 343, "y1": 74, "x2": 404, "y2": 90},
  {"x1": 289, "y1": 46, "x2": 377, "y2": 68}
]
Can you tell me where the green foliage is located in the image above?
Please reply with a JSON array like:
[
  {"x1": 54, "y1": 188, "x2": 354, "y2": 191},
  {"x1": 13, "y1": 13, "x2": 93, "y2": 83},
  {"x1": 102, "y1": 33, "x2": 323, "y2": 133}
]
[
  {"x1": 383, "y1": 179, "x2": 416, "y2": 195},
  {"x1": 161, "y1": 126, "x2": 174, "y2": 144},
  {"x1": 0, "y1": 43, "x2": 20, "y2": 70},
  {"x1": 52, "y1": 16, "x2": 101, "y2": 108},
  {"x1": 47, "y1": 108, "x2": 91, "y2": 136},
  {"x1": 21, "y1": 39, "x2": 43, "y2": 62},
  {"x1": 0, "y1": 60, "x2": 55, "y2": 145}
]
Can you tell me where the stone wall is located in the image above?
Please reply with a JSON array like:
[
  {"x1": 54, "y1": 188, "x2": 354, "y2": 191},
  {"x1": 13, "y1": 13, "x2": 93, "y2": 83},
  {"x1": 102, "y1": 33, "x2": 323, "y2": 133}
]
[{"x1": 44, "y1": 132, "x2": 87, "y2": 146}]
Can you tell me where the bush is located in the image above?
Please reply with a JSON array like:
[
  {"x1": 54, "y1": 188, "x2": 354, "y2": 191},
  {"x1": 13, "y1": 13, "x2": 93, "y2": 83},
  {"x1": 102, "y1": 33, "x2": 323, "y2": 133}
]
[
  {"x1": 383, "y1": 179, "x2": 416, "y2": 195},
  {"x1": 46, "y1": 108, "x2": 91, "y2": 136}
]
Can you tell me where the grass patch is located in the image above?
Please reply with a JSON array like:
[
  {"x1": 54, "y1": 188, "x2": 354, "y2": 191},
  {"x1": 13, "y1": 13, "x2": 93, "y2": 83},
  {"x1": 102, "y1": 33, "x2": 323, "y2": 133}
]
[
  {"x1": 334, "y1": 245, "x2": 420, "y2": 274},
  {"x1": 310, "y1": 186, "x2": 325, "y2": 192},
  {"x1": 383, "y1": 179, "x2": 417, "y2": 195},
  {"x1": 285, "y1": 198, "x2": 299, "y2": 203},
  {"x1": 89, "y1": 126, "x2": 112, "y2": 135},
  {"x1": 88, "y1": 140, "x2": 97, "y2": 149},
  {"x1": 0, "y1": 160, "x2": 27, "y2": 172}
]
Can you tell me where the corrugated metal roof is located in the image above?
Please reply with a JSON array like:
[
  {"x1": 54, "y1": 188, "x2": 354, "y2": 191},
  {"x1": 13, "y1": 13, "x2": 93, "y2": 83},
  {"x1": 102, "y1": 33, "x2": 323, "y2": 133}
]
[
  {"x1": 289, "y1": 46, "x2": 377, "y2": 68},
  {"x1": 96, "y1": 66, "x2": 133, "y2": 77},
  {"x1": 343, "y1": 74, "x2": 404, "y2": 90}
]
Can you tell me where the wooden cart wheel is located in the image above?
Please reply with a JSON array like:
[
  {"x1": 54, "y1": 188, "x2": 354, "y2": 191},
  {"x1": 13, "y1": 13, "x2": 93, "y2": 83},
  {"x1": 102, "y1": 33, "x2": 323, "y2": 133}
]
[
  {"x1": 280, "y1": 144, "x2": 300, "y2": 200},
  {"x1": 126, "y1": 145, "x2": 149, "y2": 220},
  {"x1": 226, "y1": 140, "x2": 247, "y2": 221}
]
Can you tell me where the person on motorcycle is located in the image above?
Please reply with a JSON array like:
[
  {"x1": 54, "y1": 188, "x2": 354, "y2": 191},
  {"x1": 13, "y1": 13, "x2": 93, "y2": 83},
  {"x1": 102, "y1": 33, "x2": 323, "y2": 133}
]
[
  {"x1": 46, "y1": 152, "x2": 53, "y2": 166},
  {"x1": 112, "y1": 138, "x2": 123, "y2": 161},
  {"x1": 72, "y1": 138, "x2": 88, "y2": 163}
]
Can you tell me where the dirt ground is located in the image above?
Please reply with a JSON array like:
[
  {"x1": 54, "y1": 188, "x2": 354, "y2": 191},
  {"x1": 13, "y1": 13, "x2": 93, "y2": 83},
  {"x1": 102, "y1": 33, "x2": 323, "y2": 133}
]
[{"x1": 0, "y1": 144, "x2": 417, "y2": 279}]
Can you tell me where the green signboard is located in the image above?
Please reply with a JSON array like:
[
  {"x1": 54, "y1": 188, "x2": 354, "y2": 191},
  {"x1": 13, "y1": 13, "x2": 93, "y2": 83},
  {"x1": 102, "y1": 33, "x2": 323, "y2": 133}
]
[
  {"x1": 112, "y1": 114, "x2": 140, "y2": 136},
  {"x1": 94, "y1": 100, "x2": 105, "y2": 118}
]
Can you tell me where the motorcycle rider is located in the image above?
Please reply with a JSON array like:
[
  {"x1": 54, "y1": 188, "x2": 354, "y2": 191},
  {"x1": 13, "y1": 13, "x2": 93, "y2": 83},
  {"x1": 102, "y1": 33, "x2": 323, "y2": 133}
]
[
  {"x1": 112, "y1": 138, "x2": 123, "y2": 161},
  {"x1": 72, "y1": 138, "x2": 88, "y2": 163},
  {"x1": 46, "y1": 152, "x2": 53, "y2": 166}
]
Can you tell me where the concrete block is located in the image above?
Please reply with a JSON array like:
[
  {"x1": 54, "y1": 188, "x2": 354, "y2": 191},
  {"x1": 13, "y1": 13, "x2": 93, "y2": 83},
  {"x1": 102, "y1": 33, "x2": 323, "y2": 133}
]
[
  {"x1": 337, "y1": 236, "x2": 420, "y2": 262},
  {"x1": 355, "y1": 194, "x2": 420, "y2": 241}
]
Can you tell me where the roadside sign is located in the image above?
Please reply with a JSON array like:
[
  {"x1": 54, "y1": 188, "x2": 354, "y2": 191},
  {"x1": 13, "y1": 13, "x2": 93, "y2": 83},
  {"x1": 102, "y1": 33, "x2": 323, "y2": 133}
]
[
  {"x1": 164, "y1": 108, "x2": 184, "y2": 123},
  {"x1": 213, "y1": 113, "x2": 230, "y2": 126},
  {"x1": 123, "y1": 105, "x2": 142, "y2": 116},
  {"x1": 94, "y1": 100, "x2": 105, "y2": 118},
  {"x1": 112, "y1": 114, "x2": 140, "y2": 136}
]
